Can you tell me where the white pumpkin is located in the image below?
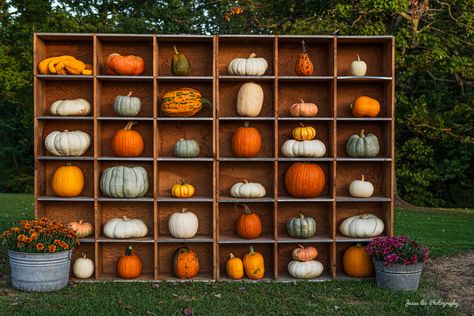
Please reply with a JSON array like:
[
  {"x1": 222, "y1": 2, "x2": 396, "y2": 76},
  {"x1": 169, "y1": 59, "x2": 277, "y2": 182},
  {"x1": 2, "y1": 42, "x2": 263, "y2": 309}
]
[
  {"x1": 73, "y1": 253, "x2": 94, "y2": 279},
  {"x1": 281, "y1": 139, "x2": 326, "y2": 158},
  {"x1": 228, "y1": 53, "x2": 268, "y2": 76},
  {"x1": 229, "y1": 180, "x2": 266, "y2": 198},
  {"x1": 349, "y1": 175, "x2": 374, "y2": 198},
  {"x1": 350, "y1": 54, "x2": 367, "y2": 76},
  {"x1": 288, "y1": 260, "x2": 324, "y2": 279},
  {"x1": 50, "y1": 98, "x2": 91, "y2": 116},
  {"x1": 103, "y1": 215, "x2": 148, "y2": 239},
  {"x1": 236, "y1": 82, "x2": 264, "y2": 117},
  {"x1": 339, "y1": 214, "x2": 384, "y2": 238},
  {"x1": 168, "y1": 208, "x2": 199, "y2": 239},
  {"x1": 44, "y1": 130, "x2": 91, "y2": 156}
]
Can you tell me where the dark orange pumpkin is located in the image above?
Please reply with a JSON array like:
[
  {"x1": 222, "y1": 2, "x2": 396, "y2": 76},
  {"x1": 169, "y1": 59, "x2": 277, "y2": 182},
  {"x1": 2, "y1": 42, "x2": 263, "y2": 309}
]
[
  {"x1": 285, "y1": 163, "x2": 325, "y2": 198},
  {"x1": 104, "y1": 53, "x2": 145, "y2": 76},
  {"x1": 235, "y1": 204, "x2": 262, "y2": 239},
  {"x1": 350, "y1": 96, "x2": 381, "y2": 117},
  {"x1": 173, "y1": 247, "x2": 200, "y2": 279},
  {"x1": 231, "y1": 121, "x2": 262, "y2": 158},
  {"x1": 343, "y1": 243, "x2": 374, "y2": 278},
  {"x1": 295, "y1": 40, "x2": 314, "y2": 76},
  {"x1": 116, "y1": 244, "x2": 142, "y2": 279},
  {"x1": 112, "y1": 121, "x2": 144, "y2": 157}
]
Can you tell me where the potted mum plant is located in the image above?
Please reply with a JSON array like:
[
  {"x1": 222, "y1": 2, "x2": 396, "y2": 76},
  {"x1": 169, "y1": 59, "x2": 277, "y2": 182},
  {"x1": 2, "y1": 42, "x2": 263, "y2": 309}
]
[
  {"x1": 366, "y1": 235, "x2": 429, "y2": 290},
  {"x1": 0, "y1": 217, "x2": 79, "y2": 292}
]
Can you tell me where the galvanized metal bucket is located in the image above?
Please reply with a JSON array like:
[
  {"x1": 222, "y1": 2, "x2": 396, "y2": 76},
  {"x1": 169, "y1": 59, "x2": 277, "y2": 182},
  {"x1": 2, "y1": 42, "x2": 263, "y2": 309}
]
[
  {"x1": 8, "y1": 250, "x2": 72, "y2": 292},
  {"x1": 373, "y1": 259, "x2": 423, "y2": 290}
]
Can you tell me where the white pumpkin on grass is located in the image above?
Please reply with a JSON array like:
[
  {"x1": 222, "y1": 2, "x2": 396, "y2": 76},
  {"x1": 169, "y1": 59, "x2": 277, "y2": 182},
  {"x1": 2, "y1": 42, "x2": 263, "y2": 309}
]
[
  {"x1": 168, "y1": 208, "x2": 199, "y2": 239},
  {"x1": 288, "y1": 260, "x2": 324, "y2": 279},
  {"x1": 114, "y1": 92, "x2": 142, "y2": 117},
  {"x1": 349, "y1": 175, "x2": 374, "y2": 198},
  {"x1": 50, "y1": 98, "x2": 91, "y2": 116},
  {"x1": 339, "y1": 214, "x2": 384, "y2": 238},
  {"x1": 281, "y1": 139, "x2": 326, "y2": 158},
  {"x1": 228, "y1": 53, "x2": 268, "y2": 76},
  {"x1": 103, "y1": 215, "x2": 148, "y2": 239},
  {"x1": 236, "y1": 82, "x2": 264, "y2": 117},
  {"x1": 73, "y1": 253, "x2": 94, "y2": 279},
  {"x1": 230, "y1": 180, "x2": 266, "y2": 198},
  {"x1": 45, "y1": 130, "x2": 91, "y2": 156}
]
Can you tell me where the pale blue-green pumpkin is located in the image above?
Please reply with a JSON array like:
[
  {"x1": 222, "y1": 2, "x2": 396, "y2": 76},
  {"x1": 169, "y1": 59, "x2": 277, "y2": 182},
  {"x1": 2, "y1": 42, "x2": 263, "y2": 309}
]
[
  {"x1": 287, "y1": 214, "x2": 316, "y2": 239},
  {"x1": 100, "y1": 166, "x2": 149, "y2": 198},
  {"x1": 114, "y1": 92, "x2": 141, "y2": 117},
  {"x1": 173, "y1": 139, "x2": 200, "y2": 158},
  {"x1": 346, "y1": 129, "x2": 380, "y2": 158}
]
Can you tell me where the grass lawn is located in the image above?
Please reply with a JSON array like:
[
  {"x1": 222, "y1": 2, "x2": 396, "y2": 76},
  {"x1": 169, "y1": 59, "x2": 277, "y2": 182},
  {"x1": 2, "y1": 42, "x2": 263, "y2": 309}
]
[{"x1": 0, "y1": 193, "x2": 472, "y2": 315}]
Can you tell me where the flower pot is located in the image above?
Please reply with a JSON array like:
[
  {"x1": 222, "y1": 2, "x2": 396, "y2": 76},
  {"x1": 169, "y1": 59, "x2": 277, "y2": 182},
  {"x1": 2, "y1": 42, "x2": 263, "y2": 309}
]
[
  {"x1": 373, "y1": 259, "x2": 423, "y2": 290},
  {"x1": 8, "y1": 250, "x2": 72, "y2": 292}
]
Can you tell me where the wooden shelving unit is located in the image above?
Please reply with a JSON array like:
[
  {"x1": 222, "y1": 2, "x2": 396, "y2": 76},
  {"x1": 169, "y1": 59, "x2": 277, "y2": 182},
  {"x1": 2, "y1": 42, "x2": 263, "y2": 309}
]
[{"x1": 34, "y1": 33, "x2": 394, "y2": 282}]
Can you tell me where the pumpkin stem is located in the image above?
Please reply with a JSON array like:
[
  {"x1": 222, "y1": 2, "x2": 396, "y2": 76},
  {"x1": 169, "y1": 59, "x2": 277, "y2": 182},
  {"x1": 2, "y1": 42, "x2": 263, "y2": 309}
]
[
  {"x1": 357, "y1": 54, "x2": 360, "y2": 61},
  {"x1": 298, "y1": 244, "x2": 304, "y2": 249},
  {"x1": 248, "y1": 245, "x2": 255, "y2": 254},
  {"x1": 244, "y1": 121, "x2": 250, "y2": 128},
  {"x1": 359, "y1": 214, "x2": 368, "y2": 219},
  {"x1": 237, "y1": 203, "x2": 251, "y2": 215},
  {"x1": 300, "y1": 99, "x2": 305, "y2": 104},
  {"x1": 299, "y1": 213, "x2": 305, "y2": 219},
  {"x1": 173, "y1": 45, "x2": 179, "y2": 55},
  {"x1": 243, "y1": 179, "x2": 249, "y2": 183},
  {"x1": 125, "y1": 244, "x2": 134, "y2": 256},
  {"x1": 81, "y1": 252, "x2": 87, "y2": 258},
  {"x1": 179, "y1": 138, "x2": 185, "y2": 141},
  {"x1": 127, "y1": 91, "x2": 132, "y2": 97},
  {"x1": 359, "y1": 129, "x2": 365, "y2": 138},
  {"x1": 63, "y1": 129, "x2": 69, "y2": 132},
  {"x1": 229, "y1": 253, "x2": 235, "y2": 259},
  {"x1": 349, "y1": 103, "x2": 353, "y2": 109},
  {"x1": 122, "y1": 215, "x2": 129, "y2": 221},
  {"x1": 180, "y1": 179, "x2": 187, "y2": 185},
  {"x1": 65, "y1": 162, "x2": 72, "y2": 166},
  {"x1": 182, "y1": 208, "x2": 188, "y2": 213},
  {"x1": 299, "y1": 122, "x2": 305, "y2": 127},
  {"x1": 79, "y1": 219, "x2": 83, "y2": 224},
  {"x1": 201, "y1": 98, "x2": 212, "y2": 107},
  {"x1": 361, "y1": 175, "x2": 365, "y2": 182},
  {"x1": 301, "y1": 40, "x2": 308, "y2": 53},
  {"x1": 124, "y1": 121, "x2": 137, "y2": 131},
  {"x1": 355, "y1": 242, "x2": 364, "y2": 248},
  {"x1": 248, "y1": 53, "x2": 256, "y2": 58}
]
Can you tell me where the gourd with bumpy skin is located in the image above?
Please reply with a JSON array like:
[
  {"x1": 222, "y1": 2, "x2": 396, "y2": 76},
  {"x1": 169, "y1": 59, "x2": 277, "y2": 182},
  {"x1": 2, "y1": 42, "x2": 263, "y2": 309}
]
[
  {"x1": 285, "y1": 163, "x2": 326, "y2": 198},
  {"x1": 168, "y1": 208, "x2": 199, "y2": 239},
  {"x1": 100, "y1": 166, "x2": 149, "y2": 198},
  {"x1": 349, "y1": 175, "x2": 374, "y2": 198},
  {"x1": 174, "y1": 139, "x2": 200, "y2": 158},
  {"x1": 52, "y1": 164, "x2": 84, "y2": 197},
  {"x1": 67, "y1": 220, "x2": 93, "y2": 238},
  {"x1": 174, "y1": 247, "x2": 200, "y2": 279},
  {"x1": 171, "y1": 179, "x2": 195, "y2": 198},
  {"x1": 230, "y1": 180, "x2": 266, "y2": 198},
  {"x1": 235, "y1": 204, "x2": 262, "y2": 239},
  {"x1": 45, "y1": 130, "x2": 91, "y2": 157},
  {"x1": 339, "y1": 214, "x2": 384, "y2": 238},
  {"x1": 243, "y1": 246, "x2": 265, "y2": 279},
  {"x1": 103, "y1": 216, "x2": 148, "y2": 239},
  {"x1": 226, "y1": 253, "x2": 244, "y2": 280},
  {"x1": 291, "y1": 245, "x2": 318, "y2": 262},
  {"x1": 73, "y1": 253, "x2": 94, "y2": 279},
  {"x1": 231, "y1": 121, "x2": 262, "y2": 158},
  {"x1": 295, "y1": 40, "x2": 314, "y2": 76},
  {"x1": 288, "y1": 260, "x2": 323, "y2": 279},
  {"x1": 350, "y1": 54, "x2": 367, "y2": 76},
  {"x1": 50, "y1": 99, "x2": 91, "y2": 116},
  {"x1": 171, "y1": 46, "x2": 191, "y2": 76},
  {"x1": 114, "y1": 92, "x2": 142, "y2": 117},
  {"x1": 236, "y1": 82, "x2": 264, "y2": 117},
  {"x1": 289, "y1": 99, "x2": 318, "y2": 117},
  {"x1": 112, "y1": 121, "x2": 144, "y2": 157},
  {"x1": 104, "y1": 53, "x2": 145, "y2": 76},
  {"x1": 346, "y1": 129, "x2": 380, "y2": 158},
  {"x1": 287, "y1": 214, "x2": 316, "y2": 239},
  {"x1": 117, "y1": 245, "x2": 142, "y2": 279},
  {"x1": 161, "y1": 88, "x2": 210, "y2": 117},
  {"x1": 292, "y1": 123, "x2": 316, "y2": 141},
  {"x1": 228, "y1": 53, "x2": 268, "y2": 76},
  {"x1": 281, "y1": 139, "x2": 326, "y2": 158},
  {"x1": 350, "y1": 96, "x2": 380, "y2": 117},
  {"x1": 343, "y1": 243, "x2": 374, "y2": 278}
]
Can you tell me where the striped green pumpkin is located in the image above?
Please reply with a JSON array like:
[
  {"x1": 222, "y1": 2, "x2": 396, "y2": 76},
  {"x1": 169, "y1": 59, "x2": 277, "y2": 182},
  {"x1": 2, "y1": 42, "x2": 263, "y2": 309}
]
[{"x1": 161, "y1": 88, "x2": 209, "y2": 117}]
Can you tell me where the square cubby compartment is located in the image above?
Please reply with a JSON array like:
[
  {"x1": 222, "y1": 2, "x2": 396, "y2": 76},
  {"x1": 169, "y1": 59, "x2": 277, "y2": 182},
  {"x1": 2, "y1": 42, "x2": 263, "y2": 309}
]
[
  {"x1": 71, "y1": 243, "x2": 95, "y2": 280},
  {"x1": 337, "y1": 121, "x2": 391, "y2": 158},
  {"x1": 218, "y1": 81, "x2": 274, "y2": 118},
  {"x1": 219, "y1": 243, "x2": 274, "y2": 280},
  {"x1": 97, "y1": 201, "x2": 154, "y2": 241},
  {"x1": 277, "y1": 202, "x2": 332, "y2": 241},
  {"x1": 337, "y1": 38, "x2": 392, "y2": 77},
  {"x1": 40, "y1": 160, "x2": 94, "y2": 198},
  {"x1": 158, "y1": 243, "x2": 213, "y2": 280},
  {"x1": 97, "y1": 35, "x2": 154, "y2": 76},
  {"x1": 157, "y1": 161, "x2": 213, "y2": 200},
  {"x1": 278, "y1": 81, "x2": 334, "y2": 118},
  {"x1": 278, "y1": 36, "x2": 334, "y2": 77},
  {"x1": 97, "y1": 120, "x2": 154, "y2": 158},
  {"x1": 219, "y1": 121, "x2": 274, "y2": 158},
  {"x1": 157, "y1": 36, "x2": 213, "y2": 77},
  {"x1": 219, "y1": 161, "x2": 274, "y2": 200},
  {"x1": 158, "y1": 121, "x2": 212, "y2": 158},
  {"x1": 37, "y1": 80, "x2": 93, "y2": 117},
  {"x1": 337, "y1": 81, "x2": 392, "y2": 118},
  {"x1": 158, "y1": 81, "x2": 213, "y2": 118},
  {"x1": 158, "y1": 202, "x2": 213, "y2": 241},
  {"x1": 277, "y1": 242, "x2": 332, "y2": 281},
  {"x1": 98, "y1": 80, "x2": 154, "y2": 118},
  {"x1": 38, "y1": 120, "x2": 94, "y2": 157},
  {"x1": 36, "y1": 201, "x2": 94, "y2": 233},
  {"x1": 98, "y1": 242, "x2": 154, "y2": 280},
  {"x1": 218, "y1": 36, "x2": 274, "y2": 76},
  {"x1": 219, "y1": 203, "x2": 274, "y2": 242},
  {"x1": 277, "y1": 121, "x2": 332, "y2": 158},
  {"x1": 335, "y1": 242, "x2": 374, "y2": 279}
]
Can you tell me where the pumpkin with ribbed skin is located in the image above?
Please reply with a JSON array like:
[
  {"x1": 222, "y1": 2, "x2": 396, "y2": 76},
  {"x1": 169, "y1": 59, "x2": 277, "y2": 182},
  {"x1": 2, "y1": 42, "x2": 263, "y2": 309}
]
[
  {"x1": 236, "y1": 82, "x2": 264, "y2": 117},
  {"x1": 228, "y1": 53, "x2": 268, "y2": 76},
  {"x1": 67, "y1": 219, "x2": 93, "y2": 238},
  {"x1": 289, "y1": 99, "x2": 318, "y2": 117},
  {"x1": 168, "y1": 208, "x2": 198, "y2": 239},
  {"x1": 45, "y1": 130, "x2": 91, "y2": 156},
  {"x1": 105, "y1": 53, "x2": 145, "y2": 76},
  {"x1": 171, "y1": 179, "x2": 195, "y2": 198},
  {"x1": 292, "y1": 245, "x2": 318, "y2": 261},
  {"x1": 346, "y1": 129, "x2": 380, "y2": 158},
  {"x1": 287, "y1": 214, "x2": 316, "y2": 239},
  {"x1": 350, "y1": 96, "x2": 380, "y2": 117},
  {"x1": 288, "y1": 260, "x2": 323, "y2": 279},
  {"x1": 295, "y1": 41, "x2": 314, "y2": 76},
  {"x1": 161, "y1": 88, "x2": 210, "y2": 117},
  {"x1": 243, "y1": 246, "x2": 264, "y2": 279},
  {"x1": 292, "y1": 123, "x2": 316, "y2": 141},
  {"x1": 114, "y1": 92, "x2": 141, "y2": 117},
  {"x1": 230, "y1": 180, "x2": 266, "y2": 198},
  {"x1": 52, "y1": 164, "x2": 84, "y2": 197},
  {"x1": 343, "y1": 243, "x2": 374, "y2": 278},
  {"x1": 339, "y1": 214, "x2": 385, "y2": 238},
  {"x1": 174, "y1": 139, "x2": 200, "y2": 158},
  {"x1": 281, "y1": 139, "x2": 326, "y2": 158},
  {"x1": 226, "y1": 253, "x2": 244, "y2": 280},
  {"x1": 103, "y1": 216, "x2": 148, "y2": 239},
  {"x1": 50, "y1": 98, "x2": 91, "y2": 116},
  {"x1": 231, "y1": 122, "x2": 262, "y2": 157},
  {"x1": 285, "y1": 163, "x2": 325, "y2": 198},
  {"x1": 117, "y1": 245, "x2": 142, "y2": 279},
  {"x1": 235, "y1": 204, "x2": 262, "y2": 239},
  {"x1": 100, "y1": 166, "x2": 149, "y2": 198},
  {"x1": 174, "y1": 247, "x2": 200, "y2": 279},
  {"x1": 73, "y1": 253, "x2": 94, "y2": 279},
  {"x1": 349, "y1": 175, "x2": 374, "y2": 198},
  {"x1": 112, "y1": 121, "x2": 144, "y2": 157}
]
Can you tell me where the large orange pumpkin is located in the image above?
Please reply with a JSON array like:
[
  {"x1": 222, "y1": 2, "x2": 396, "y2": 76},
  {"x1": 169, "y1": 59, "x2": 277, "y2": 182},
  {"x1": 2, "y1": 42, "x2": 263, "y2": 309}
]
[
  {"x1": 174, "y1": 247, "x2": 200, "y2": 279},
  {"x1": 285, "y1": 163, "x2": 325, "y2": 198},
  {"x1": 52, "y1": 164, "x2": 84, "y2": 197},
  {"x1": 112, "y1": 121, "x2": 144, "y2": 157},
  {"x1": 350, "y1": 96, "x2": 380, "y2": 117},
  {"x1": 104, "y1": 53, "x2": 145, "y2": 76},
  {"x1": 343, "y1": 243, "x2": 374, "y2": 278},
  {"x1": 295, "y1": 40, "x2": 314, "y2": 76},
  {"x1": 231, "y1": 122, "x2": 262, "y2": 158},
  {"x1": 243, "y1": 246, "x2": 265, "y2": 279},
  {"x1": 116, "y1": 244, "x2": 142, "y2": 279},
  {"x1": 235, "y1": 204, "x2": 262, "y2": 239}
]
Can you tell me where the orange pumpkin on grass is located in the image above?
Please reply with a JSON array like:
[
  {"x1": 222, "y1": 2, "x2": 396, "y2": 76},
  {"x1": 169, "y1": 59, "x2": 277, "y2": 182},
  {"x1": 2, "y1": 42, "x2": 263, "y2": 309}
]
[
  {"x1": 243, "y1": 246, "x2": 265, "y2": 279},
  {"x1": 112, "y1": 121, "x2": 144, "y2": 157},
  {"x1": 343, "y1": 243, "x2": 374, "y2": 278},
  {"x1": 174, "y1": 247, "x2": 200, "y2": 279}
]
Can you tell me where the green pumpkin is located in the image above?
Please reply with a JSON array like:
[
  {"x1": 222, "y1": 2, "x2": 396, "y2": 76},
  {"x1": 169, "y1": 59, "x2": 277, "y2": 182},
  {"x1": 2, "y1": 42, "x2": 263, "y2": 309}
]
[
  {"x1": 113, "y1": 92, "x2": 141, "y2": 117},
  {"x1": 346, "y1": 129, "x2": 380, "y2": 158},
  {"x1": 100, "y1": 166, "x2": 149, "y2": 198},
  {"x1": 171, "y1": 46, "x2": 191, "y2": 76},
  {"x1": 174, "y1": 139, "x2": 200, "y2": 158},
  {"x1": 287, "y1": 214, "x2": 316, "y2": 239}
]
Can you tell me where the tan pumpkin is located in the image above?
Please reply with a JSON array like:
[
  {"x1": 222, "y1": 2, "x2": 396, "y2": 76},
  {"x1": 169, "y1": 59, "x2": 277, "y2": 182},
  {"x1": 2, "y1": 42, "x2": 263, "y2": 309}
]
[
  {"x1": 67, "y1": 220, "x2": 93, "y2": 238},
  {"x1": 291, "y1": 245, "x2": 318, "y2": 262},
  {"x1": 343, "y1": 243, "x2": 374, "y2": 278},
  {"x1": 236, "y1": 82, "x2": 264, "y2": 117},
  {"x1": 289, "y1": 99, "x2": 318, "y2": 117}
]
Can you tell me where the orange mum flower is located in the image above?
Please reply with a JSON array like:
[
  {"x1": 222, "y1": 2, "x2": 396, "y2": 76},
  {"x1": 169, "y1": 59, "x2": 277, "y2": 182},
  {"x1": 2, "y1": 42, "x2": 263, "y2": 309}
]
[
  {"x1": 24, "y1": 237, "x2": 32, "y2": 243},
  {"x1": 61, "y1": 241, "x2": 69, "y2": 249},
  {"x1": 54, "y1": 239, "x2": 61, "y2": 245},
  {"x1": 30, "y1": 232, "x2": 38, "y2": 240},
  {"x1": 17, "y1": 234, "x2": 26, "y2": 242},
  {"x1": 11, "y1": 227, "x2": 20, "y2": 233},
  {"x1": 48, "y1": 245, "x2": 57, "y2": 253},
  {"x1": 35, "y1": 243, "x2": 45, "y2": 251}
]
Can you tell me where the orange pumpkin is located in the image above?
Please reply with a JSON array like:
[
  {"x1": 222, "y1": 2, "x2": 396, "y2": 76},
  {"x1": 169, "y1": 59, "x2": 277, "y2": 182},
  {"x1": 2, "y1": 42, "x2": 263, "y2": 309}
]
[
  {"x1": 291, "y1": 245, "x2": 318, "y2": 262},
  {"x1": 67, "y1": 219, "x2": 93, "y2": 238},
  {"x1": 116, "y1": 244, "x2": 142, "y2": 279},
  {"x1": 112, "y1": 121, "x2": 144, "y2": 157},
  {"x1": 52, "y1": 164, "x2": 84, "y2": 197},
  {"x1": 226, "y1": 253, "x2": 244, "y2": 280},
  {"x1": 350, "y1": 96, "x2": 380, "y2": 117},
  {"x1": 285, "y1": 163, "x2": 325, "y2": 198},
  {"x1": 174, "y1": 247, "x2": 200, "y2": 279},
  {"x1": 161, "y1": 88, "x2": 210, "y2": 117},
  {"x1": 104, "y1": 53, "x2": 145, "y2": 76},
  {"x1": 231, "y1": 121, "x2": 262, "y2": 158},
  {"x1": 235, "y1": 204, "x2": 262, "y2": 239},
  {"x1": 295, "y1": 40, "x2": 314, "y2": 76},
  {"x1": 243, "y1": 246, "x2": 265, "y2": 279},
  {"x1": 343, "y1": 243, "x2": 374, "y2": 278}
]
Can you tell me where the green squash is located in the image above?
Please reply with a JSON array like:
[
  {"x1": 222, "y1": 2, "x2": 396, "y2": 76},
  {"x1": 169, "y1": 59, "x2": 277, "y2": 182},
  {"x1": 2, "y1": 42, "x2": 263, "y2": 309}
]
[
  {"x1": 100, "y1": 166, "x2": 149, "y2": 198},
  {"x1": 346, "y1": 129, "x2": 380, "y2": 158},
  {"x1": 287, "y1": 214, "x2": 316, "y2": 239},
  {"x1": 114, "y1": 92, "x2": 141, "y2": 117},
  {"x1": 171, "y1": 46, "x2": 190, "y2": 76},
  {"x1": 174, "y1": 139, "x2": 200, "y2": 158}
]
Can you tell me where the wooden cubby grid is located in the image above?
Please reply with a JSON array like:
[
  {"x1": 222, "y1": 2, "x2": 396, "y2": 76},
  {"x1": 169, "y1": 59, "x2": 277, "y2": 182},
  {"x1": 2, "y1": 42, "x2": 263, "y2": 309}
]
[{"x1": 34, "y1": 33, "x2": 394, "y2": 282}]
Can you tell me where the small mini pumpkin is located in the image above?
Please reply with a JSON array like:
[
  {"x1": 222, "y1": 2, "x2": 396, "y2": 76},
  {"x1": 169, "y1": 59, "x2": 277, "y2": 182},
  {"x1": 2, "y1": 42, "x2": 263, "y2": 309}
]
[
  {"x1": 285, "y1": 163, "x2": 325, "y2": 198},
  {"x1": 117, "y1": 244, "x2": 142, "y2": 279},
  {"x1": 350, "y1": 54, "x2": 367, "y2": 76},
  {"x1": 168, "y1": 208, "x2": 199, "y2": 239},
  {"x1": 343, "y1": 243, "x2": 374, "y2": 278},
  {"x1": 350, "y1": 96, "x2": 380, "y2": 117},
  {"x1": 346, "y1": 129, "x2": 380, "y2": 158},
  {"x1": 231, "y1": 121, "x2": 262, "y2": 158},
  {"x1": 339, "y1": 214, "x2": 384, "y2": 238},
  {"x1": 67, "y1": 219, "x2": 93, "y2": 238},
  {"x1": 287, "y1": 214, "x2": 316, "y2": 239},
  {"x1": 228, "y1": 53, "x2": 268, "y2": 76},
  {"x1": 114, "y1": 92, "x2": 142, "y2": 117},
  {"x1": 174, "y1": 247, "x2": 200, "y2": 279},
  {"x1": 235, "y1": 204, "x2": 262, "y2": 239},
  {"x1": 104, "y1": 53, "x2": 145, "y2": 76},
  {"x1": 73, "y1": 253, "x2": 94, "y2": 279},
  {"x1": 295, "y1": 40, "x2": 314, "y2": 76},
  {"x1": 281, "y1": 139, "x2": 326, "y2": 158},
  {"x1": 291, "y1": 245, "x2": 318, "y2": 262},
  {"x1": 288, "y1": 260, "x2": 323, "y2": 279},
  {"x1": 289, "y1": 99, "x2": 318, "y2": 117},
  {"x1": 292, "y1": 123, "x2": 316, "y2": 141},
  {"x1": 236, "y1": 82, "x2": 264, "y2": 117},
  {"x1": 45, "y1": 130, "x2": 91, "y2": 157},
  {"x1": 230, "y1": 180, "x2": 266, "y2": 198},
  {"x1": 349, "y1": 175, "x2": 374, "y2": 198},
  {"x1": 243, "y1": 246, "x2": 265, "y2": 279},
  {"x1": 103, "y1": 216, "x2": 148, "y2": 239},
  {"x1": 112, "y1": 121, "x2": 144, "y2": 157},
  {"x1": 50, "y1": 98, "x2": 91, "y2": 116},
  {"x1": 52, "y1": 164, "x2": 84, "y2": 197},
  {"x1": 174, "y1": 139, "x2": 200, "y2": 158},
  {"x1": 171, "y1": 179, "x2": 195, "y2": 198},
  {"x1": 226, "y1": 253, "x2": 244, "y2": 280}
]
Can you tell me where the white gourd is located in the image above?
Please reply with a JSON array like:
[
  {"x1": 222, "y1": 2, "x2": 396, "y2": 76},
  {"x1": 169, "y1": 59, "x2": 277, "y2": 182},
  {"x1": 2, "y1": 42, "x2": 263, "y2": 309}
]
[
  {"x1": 103, "y1": 215, "x2": 148, "y2": 239},
  {"x1": 236, "y1": 82, "x2": 264, "y2": 117},
  {"x1": 44, "y1": 130, "x2": 91, "y2": 156},
  {"x1": 229, "y1": 180, "x2": 266, "y2": 198},
  {"x1": 50, "y1": 98, "x2": 91, "y2": 116},
  {"x1": 339, "y1": 214, "x2": 384, "y2": 238},
  {"x1": 349, "y1": 175, "x2": 374, "y2": 198},
  {"x1": 73, "y1": 253, "x2": 94, "y2": 279},
  {"x1": 350, "y1": 54, "x2": 367, "y2": 76},
  {"x1": 281, "y1": 139, "x2": 326, "y2": 158},
  {"x1": 288, "y1": 260, "x2": 324, "y2": 279},
  {"x1": 168, "y1": 208, "x2": 199, "y2": 239},
  {"x1": 228, "y1": 53, "x2": 268, "y2": 76}
]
